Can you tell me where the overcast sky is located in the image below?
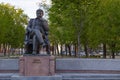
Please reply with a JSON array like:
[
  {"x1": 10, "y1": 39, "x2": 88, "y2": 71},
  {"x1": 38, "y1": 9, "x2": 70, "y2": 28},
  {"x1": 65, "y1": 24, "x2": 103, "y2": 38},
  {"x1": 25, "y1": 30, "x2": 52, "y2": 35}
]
[{"x1": 0, "y1": 0, "x2": 51, "y2": 18}]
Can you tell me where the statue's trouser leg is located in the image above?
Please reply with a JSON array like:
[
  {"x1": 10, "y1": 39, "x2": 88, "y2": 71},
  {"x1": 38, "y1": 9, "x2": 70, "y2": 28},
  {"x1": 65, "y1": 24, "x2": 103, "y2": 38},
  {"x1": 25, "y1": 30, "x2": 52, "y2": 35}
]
[
  {"x1": 45, "y1": 36, "x2": 50, "y2": 54},
  {"x1": 46, "y1": 44, "x2": 50, "y2": 55},
  {"x1": 32, "y1": 35, "x2": 38, "y2": 54},
  {"x1": 36, "y1": 43, "x2": 40, "y2": 54},
  {"x1": 33, "y1": 29, "x2": 44, "y2": 44}
]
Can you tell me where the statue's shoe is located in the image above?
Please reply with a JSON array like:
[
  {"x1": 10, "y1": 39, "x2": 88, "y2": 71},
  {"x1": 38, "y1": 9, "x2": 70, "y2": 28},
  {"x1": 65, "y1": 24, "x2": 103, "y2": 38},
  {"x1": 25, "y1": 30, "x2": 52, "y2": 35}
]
[
  {"x1": 42, "y1": 43, "x2": 46, "y2": 48},
  {"x1": 32, "y1": 51, "x2": 37, "y2": 55},
  {"x1": 40, "y1": 42, "x2": 44, "y2": 45}
]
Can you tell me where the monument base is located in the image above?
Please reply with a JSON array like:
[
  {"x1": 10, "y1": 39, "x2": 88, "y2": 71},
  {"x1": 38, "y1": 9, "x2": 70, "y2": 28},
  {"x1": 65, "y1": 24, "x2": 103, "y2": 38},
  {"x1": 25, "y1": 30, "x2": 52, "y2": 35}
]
[{"x1": 19, "y1": 55, "x2": 55, "y2": 76}]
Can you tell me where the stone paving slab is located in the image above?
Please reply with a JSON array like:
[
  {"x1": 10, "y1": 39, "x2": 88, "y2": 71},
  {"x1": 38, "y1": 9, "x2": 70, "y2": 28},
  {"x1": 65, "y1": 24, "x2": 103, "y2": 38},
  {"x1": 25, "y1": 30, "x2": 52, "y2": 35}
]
[{"x1": 11, "y1": 74, "x2": 62, "y2": 80}]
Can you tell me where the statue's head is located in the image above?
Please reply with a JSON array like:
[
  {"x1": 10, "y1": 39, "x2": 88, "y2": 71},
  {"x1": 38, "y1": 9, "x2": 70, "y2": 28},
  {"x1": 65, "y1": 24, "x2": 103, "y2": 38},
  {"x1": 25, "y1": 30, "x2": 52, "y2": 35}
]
[{"x1": 36, "y1": 9, "x2": 44, "y2": 18}]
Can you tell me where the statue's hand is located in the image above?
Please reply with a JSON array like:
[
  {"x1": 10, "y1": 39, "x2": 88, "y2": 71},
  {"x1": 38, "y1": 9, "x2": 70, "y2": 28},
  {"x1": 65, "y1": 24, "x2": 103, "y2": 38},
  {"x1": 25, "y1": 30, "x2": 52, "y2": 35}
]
[
  {"x1": 45, "y1": 32, "x2": 49, "y2": 35},
  {"x1": 30, "y1": 29, "x2": 34, "y2": 36},
  {"x1": 42, "y1": 34, "x2": 45, "y2": 39}
]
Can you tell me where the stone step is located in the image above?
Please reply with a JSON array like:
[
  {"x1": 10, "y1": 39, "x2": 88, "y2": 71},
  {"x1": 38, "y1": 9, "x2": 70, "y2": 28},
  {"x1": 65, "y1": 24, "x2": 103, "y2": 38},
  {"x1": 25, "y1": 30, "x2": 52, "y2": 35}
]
[
  {"x1": 63, "y1": 78, "x2": 120, "y2": 80},
  {"x1": 60, "y1": 73, "x2": 120, "y2": 80},
  {"x1": 0, "y1": 73, "x2": 17, "y2": 80},
  {"x1": 11, "y1": 74, "x2": 62, "y2": 80},
  {"x1": 0, "y1": 78, "x2": 11, "y2": 80}
]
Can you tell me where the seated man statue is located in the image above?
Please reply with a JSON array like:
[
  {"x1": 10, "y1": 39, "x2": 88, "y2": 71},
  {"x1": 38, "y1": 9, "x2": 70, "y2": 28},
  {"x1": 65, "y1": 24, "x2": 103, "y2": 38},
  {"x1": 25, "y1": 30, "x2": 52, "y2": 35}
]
[{"x1": 24, "y1": 9, "x2": 50, "y2": 55}]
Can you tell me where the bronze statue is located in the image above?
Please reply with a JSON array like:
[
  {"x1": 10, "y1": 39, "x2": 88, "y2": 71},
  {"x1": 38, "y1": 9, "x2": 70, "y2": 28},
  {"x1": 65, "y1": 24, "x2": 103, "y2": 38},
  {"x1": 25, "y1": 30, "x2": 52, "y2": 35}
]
[{"x1": 24, "y1": 9, "x2": 50, "y2": 55}]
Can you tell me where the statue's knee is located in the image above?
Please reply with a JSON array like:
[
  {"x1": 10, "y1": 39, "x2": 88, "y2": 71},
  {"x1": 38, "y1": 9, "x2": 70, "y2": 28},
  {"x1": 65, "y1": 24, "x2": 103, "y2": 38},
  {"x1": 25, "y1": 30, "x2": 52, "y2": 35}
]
[{"x1": 33, "y1": 29, "x2": 39, "y2": 32}]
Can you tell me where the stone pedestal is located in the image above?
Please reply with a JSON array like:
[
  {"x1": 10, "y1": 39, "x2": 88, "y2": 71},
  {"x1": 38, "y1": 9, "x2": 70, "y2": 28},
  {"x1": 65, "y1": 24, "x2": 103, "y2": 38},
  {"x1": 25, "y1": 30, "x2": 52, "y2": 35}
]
[{"x1": 19, "y1": 55, "x2": 55, "y2": 76}]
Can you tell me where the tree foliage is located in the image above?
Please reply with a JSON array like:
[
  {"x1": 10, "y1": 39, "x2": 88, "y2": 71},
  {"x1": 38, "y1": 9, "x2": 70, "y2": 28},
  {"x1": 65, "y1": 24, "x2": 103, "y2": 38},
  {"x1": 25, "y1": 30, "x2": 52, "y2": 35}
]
[
  {"x1": 49, "y1": 0, "x2": 120, "y2": 58},
  {"x1": 0, "y1": 3, "x2": 28, "y2": 48}
]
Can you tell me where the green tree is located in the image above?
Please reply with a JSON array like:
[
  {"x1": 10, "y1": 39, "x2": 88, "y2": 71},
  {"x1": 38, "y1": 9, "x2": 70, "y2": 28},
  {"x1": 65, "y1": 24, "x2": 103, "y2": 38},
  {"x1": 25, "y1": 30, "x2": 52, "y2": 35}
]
[
  {"x1": 49, "y1": 0, "x2": 120, "y2": 58},
  {"x1": 49, "y1": 0, "x2": 99, "y2": 56},
  {"x1": 87, "y1": 0, "x2": 120, "y2": 58},
  {"x1": 0, "y1": 3, "x2": 28, "y2": 49}
]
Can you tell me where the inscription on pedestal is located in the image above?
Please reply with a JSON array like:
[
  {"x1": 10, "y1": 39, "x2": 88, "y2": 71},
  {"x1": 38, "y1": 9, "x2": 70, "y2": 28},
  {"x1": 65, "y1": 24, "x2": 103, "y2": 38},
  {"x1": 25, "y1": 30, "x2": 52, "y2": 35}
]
[
  {"x1": 19, "y1": 56, "x2": 55, "y2": 76},
  {"x1": 32, "y1": 59, "x2": 41, "y2": 63}
]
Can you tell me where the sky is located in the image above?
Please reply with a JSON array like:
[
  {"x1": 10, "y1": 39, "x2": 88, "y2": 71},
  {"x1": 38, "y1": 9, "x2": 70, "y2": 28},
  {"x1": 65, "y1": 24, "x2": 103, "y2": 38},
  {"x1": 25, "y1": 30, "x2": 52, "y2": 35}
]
[{"x1": 0, "y1": 0, "x2": 51, "y2": 18}]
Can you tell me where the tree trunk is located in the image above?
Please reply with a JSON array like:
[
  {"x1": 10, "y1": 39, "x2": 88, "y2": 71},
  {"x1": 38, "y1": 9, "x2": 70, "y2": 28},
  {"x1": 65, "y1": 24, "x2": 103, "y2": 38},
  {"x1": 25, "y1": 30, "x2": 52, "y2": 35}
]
[
  {"x1": 103, "y1": 43, "x2": 106, "y2": 58},
  {"x1": 68, "y1": 44, "x2": 71, "y2": 56},
  {"x1": 65, "y1": 44, "x2": 68, "y2": 56},
  {"x1": 74, "y1": 44, "x2": 77, "y2": 57},
  {"x1": 84, "y1": 44, "x2": 88, "y2": 58},
  {"x1": 7, "y1": 44, "x2": 10, "y2": 57},
  {"x1": 77, "y1": 31, "x2": 80, "y2": 57},
  {"x1": 54, "y1": 45, "x2": 57, "y2": 55},
  {"x1": 3, "y1": 44, "x2": 6, "y2": 56},
  {"x1": 111, "y1": 43, "x2": 116, "y2": 59},
  {"x1": 51, "y1": 44, "x2": 54, "y2": 55},
  {"x1": 56, "y1": 44, "x2": 59, "y2": 55},
  {"x1": 60, "y1": 44, "x2": 63, "y2": 56},
  {"x1": 0, "y1": 44, "x2": 1, "y2": 53}
]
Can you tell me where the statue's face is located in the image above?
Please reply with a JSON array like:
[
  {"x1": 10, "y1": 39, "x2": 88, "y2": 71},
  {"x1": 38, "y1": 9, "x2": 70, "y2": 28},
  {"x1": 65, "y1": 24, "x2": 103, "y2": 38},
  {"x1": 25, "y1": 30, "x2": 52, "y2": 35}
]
[{"x1": 36, "y1": 10, "x2": 44, "y2": 18}]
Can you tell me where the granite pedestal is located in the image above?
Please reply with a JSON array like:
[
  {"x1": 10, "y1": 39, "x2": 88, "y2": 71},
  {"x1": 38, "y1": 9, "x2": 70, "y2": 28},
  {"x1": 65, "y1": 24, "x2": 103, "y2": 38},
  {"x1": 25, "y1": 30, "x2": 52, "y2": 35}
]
[{"x1": 19, "y1": 55, "x2": 55, "y2": 76}]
